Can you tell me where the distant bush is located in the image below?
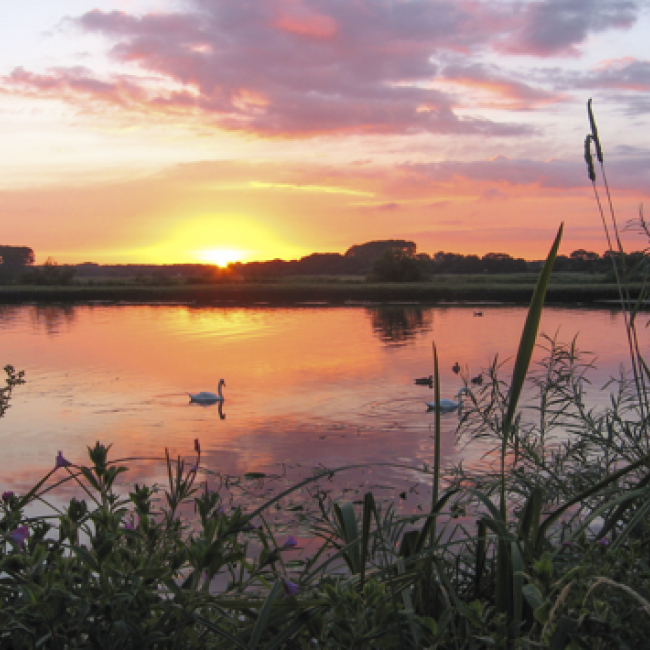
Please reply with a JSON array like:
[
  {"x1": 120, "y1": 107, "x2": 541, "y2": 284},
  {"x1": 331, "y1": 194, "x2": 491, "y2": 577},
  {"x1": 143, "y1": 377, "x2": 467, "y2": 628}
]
[{"x1": 21, "y1": 258, "x2": 75, "y2": 286}]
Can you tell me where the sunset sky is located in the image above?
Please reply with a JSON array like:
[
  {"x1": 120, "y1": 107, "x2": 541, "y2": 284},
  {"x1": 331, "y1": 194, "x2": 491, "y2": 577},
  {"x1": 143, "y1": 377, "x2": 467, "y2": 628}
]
[{"x1": 1, "y1": 0, "x2": 649, "y2": 265}]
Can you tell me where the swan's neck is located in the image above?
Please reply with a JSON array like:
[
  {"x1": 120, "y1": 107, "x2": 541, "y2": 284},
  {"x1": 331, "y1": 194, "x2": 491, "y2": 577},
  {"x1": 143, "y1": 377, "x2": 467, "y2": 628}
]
[{"x1": 217, "y1": 382, "x2": 224, "y2": 398}]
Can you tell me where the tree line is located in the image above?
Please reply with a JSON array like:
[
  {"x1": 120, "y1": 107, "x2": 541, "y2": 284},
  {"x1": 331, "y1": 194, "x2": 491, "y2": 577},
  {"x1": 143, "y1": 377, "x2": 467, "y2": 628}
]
[{"x1": 1, "y1": 241, "x2": 644, "y2": 285}]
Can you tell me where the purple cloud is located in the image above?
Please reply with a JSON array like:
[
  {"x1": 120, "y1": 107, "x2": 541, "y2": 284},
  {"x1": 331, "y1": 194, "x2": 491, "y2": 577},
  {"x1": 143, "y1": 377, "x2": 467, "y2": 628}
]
[
  {"x1": 3, "y1": 1, "x2": 557, "y2": 138},
  {"x1": 400, "y1": 155, "x2": 650, "y2": 194},
  {"x1": 498, "y1": 0, "x2": 639, "y2": 57}
]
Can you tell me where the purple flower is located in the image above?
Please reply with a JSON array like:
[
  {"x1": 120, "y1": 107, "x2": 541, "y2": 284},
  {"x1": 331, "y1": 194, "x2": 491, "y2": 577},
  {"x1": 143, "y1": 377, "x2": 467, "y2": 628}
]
[
  {"x1": 596, "y1": 538, "x2": 610, "y2": 546},
  {"x1": 561, "y1": 541, "x2": 573, "y2": 548},
  {"x1": 194, "y1": 438, "x2": 201, "y2": 454},
  {"x1": 55, "y1": 451, "x2": 71, "y2": 469},
  {"x1": 122, "y1": 521, "x2": 135, "y2": 530},
  {"x1": 2, "y1": 491, "x2": 14, "y2": 503},
  {"x1": 213, "y1": 507, "x2": 226, "y2": 518},
  {"x1": 189, "y1": 464, "x2": 200, "y2": 474},
  {"x1": 281, "y1": 535, "x2": 298, "y2": 549},
  {"x1": 283, "y1": 580, "x2": 299, "y2": 597},
  {"x1": 8, "y1": 525, "x2": 29, "y2": 548}
]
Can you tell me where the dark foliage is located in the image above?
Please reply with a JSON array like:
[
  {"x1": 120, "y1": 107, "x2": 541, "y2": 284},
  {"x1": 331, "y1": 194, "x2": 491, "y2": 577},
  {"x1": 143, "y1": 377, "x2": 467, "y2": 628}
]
[
  {"x1": 21, "y1": 258, "x2": 76, "y2": 286},
  {"x1": 368, "y1": 248, "x2": 429, "y2": 282}
]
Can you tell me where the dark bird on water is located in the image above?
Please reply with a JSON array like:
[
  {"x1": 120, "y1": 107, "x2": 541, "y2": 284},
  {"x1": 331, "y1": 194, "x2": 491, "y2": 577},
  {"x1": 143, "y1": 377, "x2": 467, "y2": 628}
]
[
  {"x1": 471, "y1": 374, "x2": 483, "y2": 386},
  {"x1": 414, "y1": 376, "x2": 434, "y2": 386},
  {"x1": 452, "y1": 362, "x2": 461, "y2": 374},
  {"x1": 474, "y1": 311, "x2": 483, "y2": 317}
]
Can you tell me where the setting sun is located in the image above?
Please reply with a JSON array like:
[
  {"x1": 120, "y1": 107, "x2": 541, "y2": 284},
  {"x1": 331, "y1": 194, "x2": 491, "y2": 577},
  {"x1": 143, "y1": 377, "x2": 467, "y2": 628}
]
[{"x1": 195, "y1": 248, "x2": 245, "y2": 267}]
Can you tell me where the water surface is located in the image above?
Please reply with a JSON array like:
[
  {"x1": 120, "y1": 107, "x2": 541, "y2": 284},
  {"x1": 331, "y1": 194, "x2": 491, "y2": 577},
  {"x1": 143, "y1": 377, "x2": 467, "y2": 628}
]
[{"x1": 0, "y1": 303, "x2": 642, "y2": 513}]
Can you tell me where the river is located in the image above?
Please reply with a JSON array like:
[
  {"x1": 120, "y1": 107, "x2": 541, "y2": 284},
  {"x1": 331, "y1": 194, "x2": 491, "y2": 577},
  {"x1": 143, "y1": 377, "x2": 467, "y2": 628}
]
[{"x1": 0, "y1": 303, "x2": 643, "y2": 519}]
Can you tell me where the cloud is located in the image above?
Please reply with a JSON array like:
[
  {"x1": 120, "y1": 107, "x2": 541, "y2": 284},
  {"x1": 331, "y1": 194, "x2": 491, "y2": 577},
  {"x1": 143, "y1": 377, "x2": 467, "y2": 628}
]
[
  {"x1": 400, "y1": 155, "x2": 650, "y2": 195},
  {"x1": 585, "y1": 59, "x2": 650, "y2": 91},
  {"x1": 496, "y1": 0, "x2": 639, "y2": 57},
  {"x1": 2, "y1": 0, "x2": 561, "y2": 138},
  {"x1": 481, "y1": 188, "x2": 507, "y2": 201},
  {"x1": 440, "y1": 62, "x2": 565, "y2": 109}
]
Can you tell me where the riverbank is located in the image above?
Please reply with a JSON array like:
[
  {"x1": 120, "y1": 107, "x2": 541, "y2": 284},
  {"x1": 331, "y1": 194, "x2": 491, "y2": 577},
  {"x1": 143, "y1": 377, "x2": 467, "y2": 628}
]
[{"x1": 0, "y1": 274, "x2": 638, "y2": 306}]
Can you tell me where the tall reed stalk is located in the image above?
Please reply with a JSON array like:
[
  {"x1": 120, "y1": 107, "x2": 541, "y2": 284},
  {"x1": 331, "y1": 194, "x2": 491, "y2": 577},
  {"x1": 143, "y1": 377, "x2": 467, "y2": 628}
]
[{"x1": 585, "y1": 99, "x2": 649, "y2": 444}]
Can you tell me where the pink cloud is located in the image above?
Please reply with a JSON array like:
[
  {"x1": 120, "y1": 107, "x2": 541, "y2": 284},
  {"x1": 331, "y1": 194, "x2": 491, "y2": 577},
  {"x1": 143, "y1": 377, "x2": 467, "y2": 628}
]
[
  {"x1": 1, "y1": 1, "x2": 543, "y2": 138},
  {"x1": 1, "y1": 0, "x2": 642, "y2": 138},
  {"x1": 275, "y1": 0, "x2": 338, "y2": 39}
]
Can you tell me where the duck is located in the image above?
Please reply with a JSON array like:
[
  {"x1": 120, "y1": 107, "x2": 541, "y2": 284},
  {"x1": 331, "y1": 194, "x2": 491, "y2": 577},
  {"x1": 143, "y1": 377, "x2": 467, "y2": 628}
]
[
  {"x1": 414, "y1": 375, "x2": 434, "y2": 386},
  {"x1": 188, "y1": 379, "x2": 225, "y2": 403},
  {"x1": 452, "y1": 362, "x2": 461, "y2": 374},
  {"x1": 426, "y1": 388, "x2": 468, "y2": 412},
  {"x1": 471, "y1": 374, "x2": 483, "y2": 386},
  {"x1": 474, "y1": 311, "x2": 483, "y2": 317}
]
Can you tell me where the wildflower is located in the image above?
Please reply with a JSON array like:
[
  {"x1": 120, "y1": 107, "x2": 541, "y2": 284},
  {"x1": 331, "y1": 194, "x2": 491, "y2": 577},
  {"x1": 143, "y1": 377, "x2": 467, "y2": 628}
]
[
  {"x1": 596, "y1": 538, "x2": 610, "y2": 547},
  {"x1": 55, "y1": 451, "x2": 71, "y2": 469},
  {"x1": 8, "y1": 525, "x2": 29, "y2": 548},
  {"x1": 122, "y1": 520, "x2": 135, "y2": 530},
  {"x1": 561, "y1": 541, "x2": 573, "y2": 548},
  {"x1": 213, "y1": 507, "x2": 226, "y2": 518},
  {"x1": 194, "y1": 438, "x2": 201, "y2": 454},
  {"x1": 283, "y1": 579, "x2": 299, "y2": 597},
  {"x1": 2, "y1": 491, "x2": 14, "y2": 503},
  {"x1": 189, "y1": 464, "x2": 199, "y2": 473},
  {"x1": 281, "y1": 535, "x2": 298, "y2": 549}
]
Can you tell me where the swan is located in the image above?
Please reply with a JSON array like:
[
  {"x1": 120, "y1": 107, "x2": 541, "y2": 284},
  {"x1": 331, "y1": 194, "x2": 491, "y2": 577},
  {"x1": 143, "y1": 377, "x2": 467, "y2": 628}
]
[
  {"x1": 426, "y1": 388, "x2": 468, "y2": 412},
  {"x1": 189, "y1": 379, "x2": 225, "y2": 403}
]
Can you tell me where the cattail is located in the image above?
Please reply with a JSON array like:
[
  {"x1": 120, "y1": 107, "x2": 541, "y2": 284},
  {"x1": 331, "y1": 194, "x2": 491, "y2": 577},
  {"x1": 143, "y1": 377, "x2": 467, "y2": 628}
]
[
  {"x1": 584, "y1": 135, "x2": 596, "y2": 182},
  {"x1": 587, "y1": 98, "x2": 603, "y2": 163}
]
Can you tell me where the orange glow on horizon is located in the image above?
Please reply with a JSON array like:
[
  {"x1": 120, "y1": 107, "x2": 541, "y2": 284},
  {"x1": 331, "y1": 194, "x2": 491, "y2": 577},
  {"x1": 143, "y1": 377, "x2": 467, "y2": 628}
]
[{"x1": 132, "y1": 214, "x2": 307, "y2": 265}]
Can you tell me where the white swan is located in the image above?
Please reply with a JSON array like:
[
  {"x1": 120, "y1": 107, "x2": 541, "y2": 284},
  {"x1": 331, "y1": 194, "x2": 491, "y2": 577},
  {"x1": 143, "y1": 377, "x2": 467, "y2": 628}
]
[
  {"x1": 426, "y1": 388, "x2": 468, "y2": 412},
  {"x1": 189, "y1": 379, "x2": 225, "y2": 403}
]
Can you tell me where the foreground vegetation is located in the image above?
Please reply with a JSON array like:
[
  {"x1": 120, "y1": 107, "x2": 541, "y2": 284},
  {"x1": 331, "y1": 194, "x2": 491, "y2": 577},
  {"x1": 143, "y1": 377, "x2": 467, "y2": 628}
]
[{"x1": 2, "y1": 103, "x2": 650, "y2": 648}]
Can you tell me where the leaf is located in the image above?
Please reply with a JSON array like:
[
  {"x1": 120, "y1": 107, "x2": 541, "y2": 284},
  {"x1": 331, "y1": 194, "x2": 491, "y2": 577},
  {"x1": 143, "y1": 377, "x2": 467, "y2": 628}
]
[
  {"x1": 248, "y1": 580, "x2": 283, "y2": 649},
  {"x1": 522, "y1": 584, "x2": 544, "y2": 611},
  {"x1": 333, "y1": 501, "x2": 361, "y2": 573}
]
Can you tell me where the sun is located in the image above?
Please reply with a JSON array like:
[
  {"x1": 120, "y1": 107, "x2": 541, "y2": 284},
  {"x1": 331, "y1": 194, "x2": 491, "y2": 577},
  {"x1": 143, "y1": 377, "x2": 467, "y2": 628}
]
[{"x1": 195, "y1": 248, "x2": 246, "y2": 267}]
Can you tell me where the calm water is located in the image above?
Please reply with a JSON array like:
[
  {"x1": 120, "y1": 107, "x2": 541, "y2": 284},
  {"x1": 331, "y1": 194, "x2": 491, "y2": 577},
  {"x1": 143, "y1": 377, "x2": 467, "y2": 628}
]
[{"x1": 0, "y1": 303, "x2": 643, "y2": 515}]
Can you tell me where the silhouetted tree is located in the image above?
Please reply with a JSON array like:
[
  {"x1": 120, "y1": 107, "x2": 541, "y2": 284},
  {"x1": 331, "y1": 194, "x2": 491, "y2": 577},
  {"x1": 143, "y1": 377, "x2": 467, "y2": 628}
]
[
  {"x1": 0, "y1": 246, "x2": 35, "y2": 268},
  {"x1": 368, "y1": 248, "x2": 428, "y2": 282},
  {"x1": 481, "y1": 252, "x2": 527, "y2": 273},
  {"x1": 0, "y1": 245, "x2": 35, "y2": 282}
]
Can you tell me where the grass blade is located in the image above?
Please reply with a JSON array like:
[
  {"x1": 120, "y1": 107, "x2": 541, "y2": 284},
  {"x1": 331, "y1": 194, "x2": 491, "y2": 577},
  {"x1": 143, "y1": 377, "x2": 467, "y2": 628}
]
[
  {"x1": 501, "y1": 223, "x2": 563, "y2": 517},
  {"x1": 248, "y1": 580, "x2": 283, "y2": 649}
]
